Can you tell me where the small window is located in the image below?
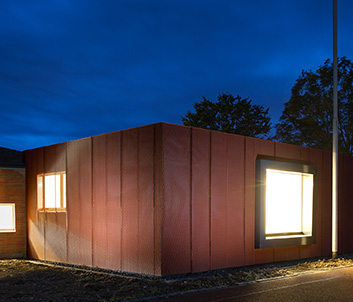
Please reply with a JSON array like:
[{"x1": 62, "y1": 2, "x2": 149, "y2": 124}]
[
  {"x1": 0, "y1": 203, "x2": 16, "y2": 232},
  {"x1": 255, "y1": 158, "x2": 317, "y2": 249},
  {"x1": 37, "y1": 172, "x2": 66, "y2": 212}
]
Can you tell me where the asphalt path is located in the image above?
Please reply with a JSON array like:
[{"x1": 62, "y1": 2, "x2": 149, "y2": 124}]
[{"x1": 156, "y1": 266, "x2": 353, "y2": 301}]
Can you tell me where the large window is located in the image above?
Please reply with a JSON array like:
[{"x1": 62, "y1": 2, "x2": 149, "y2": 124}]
[
  {"x1": 37, "y1": 172, "x2": 66, "y2": 212},
  {"x1": 0, "y1": 203, "x2": 16, "y2": 232},
  {"x1": 255, "y1": 158, "x2": 317, "y2": 249}
]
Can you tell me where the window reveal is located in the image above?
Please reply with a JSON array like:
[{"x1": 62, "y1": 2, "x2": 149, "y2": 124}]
[
  {"x1": 255, "y1": 159, "x2": 317, "y2": 249},
  {"x1": 37, "y1": 172, "x2": 66, "y2": 212}
]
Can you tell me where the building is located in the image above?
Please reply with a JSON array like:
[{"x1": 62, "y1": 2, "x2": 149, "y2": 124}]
[
  {"x1": 2, "y1": 123, "x2": 353, "y2": 276},
  {"x1": 0, "y1": 147, "x2": 26, "y2": 258}
]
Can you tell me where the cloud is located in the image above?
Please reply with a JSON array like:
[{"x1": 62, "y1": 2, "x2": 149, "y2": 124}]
[{"x1": 0, "y1": 0, "x2": 353, "y2": 150}]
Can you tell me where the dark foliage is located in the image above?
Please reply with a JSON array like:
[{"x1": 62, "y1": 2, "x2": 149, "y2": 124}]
[
  {"x1": 182, "y1": 93, "x2": 272, "y2": 139},
  {"x1": 275, "y1": 57, "x2": 353, "y2": 154}
]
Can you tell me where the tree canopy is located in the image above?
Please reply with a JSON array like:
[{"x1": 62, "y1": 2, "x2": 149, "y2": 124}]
[
  {"x1": 275, "y1": 57, "x2": 353, "y2": 154},
  {"x1": 182, "y1": 93, "x2": 272, "y2": 139}
]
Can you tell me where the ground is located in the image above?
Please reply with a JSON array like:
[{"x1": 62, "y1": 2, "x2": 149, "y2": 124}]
[{"x1": 0, "y1": 257, "x2": 352, "y2": 301}]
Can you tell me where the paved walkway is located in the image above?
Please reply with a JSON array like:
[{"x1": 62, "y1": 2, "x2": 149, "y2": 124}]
[{"x1": 156, "y1": 266, "x2": 353, "y2": 301}]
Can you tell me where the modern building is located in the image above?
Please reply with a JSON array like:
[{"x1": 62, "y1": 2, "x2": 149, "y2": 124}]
[{"x1": 1, "y1": 123, "x2": 353, "y2": 276}]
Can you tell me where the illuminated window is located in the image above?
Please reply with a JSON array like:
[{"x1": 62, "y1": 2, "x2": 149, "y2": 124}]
[
  {"x1": 37, "y1": 172, "x2": 66, "y2": 212},
  {"x1": 255, "y1": 159, "x2": 316, "y2": 249},
  {"x1": 0, "y1": 203, "x2": 16, "y2": 232}
]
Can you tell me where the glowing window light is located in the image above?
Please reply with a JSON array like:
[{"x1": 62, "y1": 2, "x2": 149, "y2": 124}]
[
  {"x1": 255, "y1": 158, "x2": 317, "y2": 249},
  {"x1": 37, "y1": 172, "x2": 66, "y2": 212},
  {"x1": 265, "y1": 169, "x2": 313, "y2": 238},
  {"x1": 0, "y1": 204, "x2": 15, "y2": 232}
]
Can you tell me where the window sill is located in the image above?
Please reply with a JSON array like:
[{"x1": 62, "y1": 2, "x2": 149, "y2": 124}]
[{"x1": 38, "y1": 209, "x2": 66, "y2": 213}]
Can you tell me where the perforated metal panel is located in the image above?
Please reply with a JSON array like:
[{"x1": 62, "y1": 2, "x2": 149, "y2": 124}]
[
  {"x1": 244, "y1": 137, "x2": 275, "y2": 266},
  {"x1": 23, "y1": 122, "x2": 353, "y2": 276},
  {"x1": 162, "y1": 124, "x2": 191, "y2": 275},
  {"x1": 137, "y1": 126, "x2": 155, "y2": 274},
  {"x1": 191, "y1": 128, "x2": 211, "y2": 273},
  {"x1": 26, "y1": 148, "x2": 45, "y2": 259},
  {"x1": 67, "y1": 138, "x2": 92, "y2": 266},
  {"x1": 44, "y1": 144, "x2": 67, "y2": 263}
]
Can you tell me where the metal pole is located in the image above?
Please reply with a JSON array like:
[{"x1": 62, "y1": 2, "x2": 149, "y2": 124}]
[{"x1": 332, "y1": 0, "x2": 338, "y2": 259}]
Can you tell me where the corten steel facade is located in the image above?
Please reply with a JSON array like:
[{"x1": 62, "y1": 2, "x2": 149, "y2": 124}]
[
  {"x1": 0, "y1": 148, "x2": 26, "y2": 258},
  {"x1": 24, "y1": 123, "x2": 353, "y2": 276}
]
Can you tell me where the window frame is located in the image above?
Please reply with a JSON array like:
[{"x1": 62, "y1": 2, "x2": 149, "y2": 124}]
[
  {"x1": 0, "y1": 203, "x2": 16, "y2": 233},
  {"x1": 37, "y1": 172, "x2": 66, "y2": 212},
  {"x1": 255, "y1": 157, "x2": 317, "y2": 249}
]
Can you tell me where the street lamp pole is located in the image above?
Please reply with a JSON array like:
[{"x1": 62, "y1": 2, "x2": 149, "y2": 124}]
[{"x1": 332, "y1": 0, "x2": 338, "y2": 259}]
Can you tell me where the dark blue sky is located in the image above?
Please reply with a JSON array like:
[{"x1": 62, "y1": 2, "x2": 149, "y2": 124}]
[{"x1": 1, "y1": 0, "x2": 352, "y2": 151}]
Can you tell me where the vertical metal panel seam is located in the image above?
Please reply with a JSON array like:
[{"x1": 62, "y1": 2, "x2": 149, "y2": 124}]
[
  {"x1": 152, "y1": 125, "x2": 156, "y2": 275},
  {"x1": 189, "y1": 128, "x2": 193, "y2": 272},
  {"x1": 160, "y1": 124, "x2": 165, "y2": 275},
  {"x1": 208, "y1": 132, "x2": 212, "y2": 269},
  {"x1": 120, "y1": 132, "x2": 123, "y2": 270},
  {"x1": 35, "y1": 150, "x2": 39, "y2": 242},
  {"x1": 65, "y1": 143, "x2": 69, "y2": 263},
  {"x1": 243, "y1": 138, "x2": 246, "y2": 266},
  {"x1": 225, "y1": 134, "x2": 229, "y2": 264},
  {"x1": 91, "y1": 137, "x2": 94, "y2": 267},
  {"x1": 105, "y1": 136, "x2": 108, "y2": 267},
  {"x1": 273, "y1": 143, "x2": 277, "y2": 260},
  {"x1": 137, "y1": 129, "x2": 140, "y2": 272},
  {"x1": 43, "y1": 148, "x2": 46, "y2": 261},
  {"x1": 272, "y1": 142, "x2": 277, "y2": 261},
  {"x1": 321, "y1": 150, "x2": 324, "y2": 256}
]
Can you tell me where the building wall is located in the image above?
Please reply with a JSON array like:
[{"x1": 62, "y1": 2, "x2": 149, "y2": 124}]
[
  {"x1": 25, "y1": 124, "x2": 162, "y2": 275},
  {"x1": 24, "y1": 123, "x2": 353, "y2": 276},
  {"x1": 0, "y1": 168, "x2": 26, "y2": 258},
  {"x1": 159, "y1": 123, "x2": 353, "y2": 275}
]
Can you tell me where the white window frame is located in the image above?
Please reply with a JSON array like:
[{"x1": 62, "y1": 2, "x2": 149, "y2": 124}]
[
  {"x1": 37, "y1": 172, "x2": 66, "y2": 212},
  {"x1": 0, "y1": 203, "x2": 16, "y2": 232},
  {"x1": 255, "y1": 158, "x2": 317, "y2": 249}
]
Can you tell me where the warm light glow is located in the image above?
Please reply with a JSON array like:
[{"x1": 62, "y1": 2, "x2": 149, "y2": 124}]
[
  {"x1": 44, "y1": 174, "x2": 61, "y2": 208},
  {"x1": 265, "y1": 169, "x2": 313, "y2": 238},
  {"x1": 0, "y1": 204, "x2": 15, "y2": 232},
  {"x1": 37, "y1": 172, "x2": 66, "y2": 211}
]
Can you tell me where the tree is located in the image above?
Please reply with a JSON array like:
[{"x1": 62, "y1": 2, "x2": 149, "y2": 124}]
[
  {"x1": 182, "y1": 93, "x2": 272, "y2": 139},
  {"x1": 275, "y1": 57, "x2": 353, "y2": 154}
]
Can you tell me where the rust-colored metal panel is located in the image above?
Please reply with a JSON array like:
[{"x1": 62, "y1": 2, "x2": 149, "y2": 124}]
[
  {"x1": 226, "y1": 134, "x2": 245, "y2": 268},
  {"x1": 345, "y1": 155, "x2": 353, "y2": 253},
  {"x1": 191, "y1": 128, "x2": 211, "y2": 273},
  {"x1": 105, "y1": 132, "x2": 122, "y2": 270},
  {"x1": 339, "y1": 154, "x2": 353, "y2": 253},
  {"x1": 299, "y1": 148, "x2": 323, "y2": 259},
  {"x1": 275, "y1": 142, "x2": 301, "y2": 159},
  {"x1": 91, "y1": 131, "x2": 123, "y2": 271},
  {"x1": 67, "y1": 138, "x2": 92, "y2": 266},
  {"x1": 153, "y1": 124, "x2": 163, "y2": 276},
  {"x1": 138, "y1": 126, "x2": 155, "y2": 275},
  {"x1": 210, "y1": 131, "x2": 228, "y2": 270},
  {"x1": 244, "y1": 137, "x2": 274, "y2": 266},
  {"x1": 300, "y1": 149, "x2": 324, "y2": 258},
  {"x1": 121, "y1": 129, "x2": 139, "y2": 273},
  {"x1": 45, "y1": 212, "x2": 67, "y2": 262},
  {"x1": 44, "y1": 144, "x2": 68, "y2": 263},
  {"x1": 162, "y1": 124, "x2": 191, "y2": 275},
  {"x1": 274, "y1": 246, "x2": 300, "y2": 262},
  {"x1": 92, "y1": 135, "x2": 108, "y2": 269},
  {"x1": 44, "y1": 145, "x2": 57, "y2": 173},
  {"x1": 25, "y1": 148, "x2": 45, "y2": 260},
  {"x1": 321, "y1": 151, "x2": 332, "y2": 256}
]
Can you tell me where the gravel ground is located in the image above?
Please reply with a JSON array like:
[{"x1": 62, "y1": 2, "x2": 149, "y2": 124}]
[{"x1": 0, "y1": 256, "x2": 353, "y2": 301}]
